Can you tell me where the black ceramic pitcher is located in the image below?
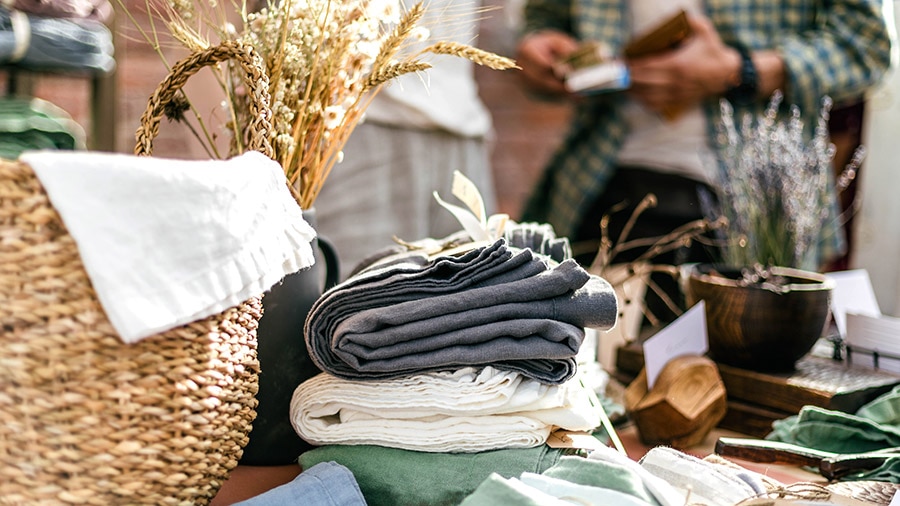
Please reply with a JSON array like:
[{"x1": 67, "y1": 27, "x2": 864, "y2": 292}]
[{"x1": 239, "y1": 208, "x2": 339, "y2": 466}]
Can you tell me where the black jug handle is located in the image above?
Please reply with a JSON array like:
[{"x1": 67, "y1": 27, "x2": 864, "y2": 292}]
[{"x1": 316, "y1": 234, "x2": 341, "y2": 291}]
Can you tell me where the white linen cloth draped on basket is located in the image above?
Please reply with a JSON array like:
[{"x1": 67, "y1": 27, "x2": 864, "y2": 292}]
[{"x1": 21, "y1": 150, "x2": 316, "y2": 343}]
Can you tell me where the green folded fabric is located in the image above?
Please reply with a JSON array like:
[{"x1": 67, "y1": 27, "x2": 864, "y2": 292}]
[
  {"x1": 769, "y1": 411, "x2": 900, "y2": 454},
  {"x1": 542, "y1": 456, "x2": 660, "y2": 505},
  {"x1": 768, "y1": 392, "x2": 900, "y2": 454},
  {"x1": 856, "y1": 385, "x2": 900, "y2": 425},
  {"x1": 298, "y1": 445, "x2": 581, "y2": 506},
  {"x1": 767, "y1": 385, "x2": 900, "y2": 483},
  {"x1": 458, "y1": 473, "x2": 559, "y2": 506},
  {"x1": 840, "y1": 456, "x2": 900, "y2": 483},
  {"x1": 0, "y1": 97, "x2": 85, "y2": 159}
]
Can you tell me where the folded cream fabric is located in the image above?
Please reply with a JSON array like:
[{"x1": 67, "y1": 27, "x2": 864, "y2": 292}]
[
  {"x1": 290, "y1": 366, "x2": 603, "y2": 453},
  {"x1": 22, "y1": 150, "x2": 316, "y2": 343}
]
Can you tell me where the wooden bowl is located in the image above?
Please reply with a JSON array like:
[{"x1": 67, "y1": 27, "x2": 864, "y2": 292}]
[{"x1": 686, "y1": 264, "x2": 834, "y2": 372}]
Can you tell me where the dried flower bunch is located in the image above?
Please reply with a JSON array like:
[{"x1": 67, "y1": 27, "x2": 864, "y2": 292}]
[
  {"x1": 125, "y1": 0, "x2": 516, "y2": 208},
  {"x1": 712, "y1": 91, "x2": 864, "y2": 272},
  {"x1": 586, "y1": 194, "x2": 725, "y2": 327}
]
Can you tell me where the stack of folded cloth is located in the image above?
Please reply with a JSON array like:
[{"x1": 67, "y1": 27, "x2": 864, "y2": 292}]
[
  {"x1": 286, "y1": 224, "x2": 620, "y2": 504},
  {"x1": 286, "y1": 226, "x2": 617, "y2": 503},
  {"x1": 5, "y1": 0, "x2": 112, "y2": 22}
]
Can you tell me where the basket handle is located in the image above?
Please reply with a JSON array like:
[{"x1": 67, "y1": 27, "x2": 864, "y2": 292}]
[{"x1": 134, "y1": 40, "x2": 274, "y2": 159}]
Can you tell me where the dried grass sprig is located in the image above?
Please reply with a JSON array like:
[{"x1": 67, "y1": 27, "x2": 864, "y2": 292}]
[
  {"x1": 364, "y1": 61, "x2": 433, "y2": 90},
  {"x1": 585, "y1": 193, "x2": 726, "y2": 324},
  {"x1": 120, "y1": 0, "x2": 515, "y2": 209},
  {"x1": 422, "y1": 41, "x2": 519, "y2": 70},
  {"x1": 371, "y1": 2, "x2": 426, "y2": 73}
]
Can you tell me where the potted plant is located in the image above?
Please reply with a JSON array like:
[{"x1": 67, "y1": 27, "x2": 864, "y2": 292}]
[{"x1": 686, "y1": 92, "x2": 864, "y2": 372}]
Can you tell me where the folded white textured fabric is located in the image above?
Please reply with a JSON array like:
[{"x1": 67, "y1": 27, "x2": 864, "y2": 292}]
[
  {"x1": 22, "y1": 150, "x2": 316, "y2": 343},
  {"x1": 638, "y1": 446, "x2": 768, "y2": 506},
  {"x1": 587, "y1": 445, "x2": 686, "y2": 506},
  {"x1": 290, "y1": 366, "x2": 603, "y2": 453},
  {"x1": 519, "y1": 473, "x2": 654, "y2": 506}
]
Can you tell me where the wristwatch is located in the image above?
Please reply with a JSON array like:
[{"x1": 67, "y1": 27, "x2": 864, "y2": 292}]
[{"x1": 725, "y1": 44, "x2": 758, "y2": 106}]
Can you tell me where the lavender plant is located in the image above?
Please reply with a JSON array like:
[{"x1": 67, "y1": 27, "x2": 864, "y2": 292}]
[{"x1": 713, "y1": 91, "x2": 863, "y2": 272}]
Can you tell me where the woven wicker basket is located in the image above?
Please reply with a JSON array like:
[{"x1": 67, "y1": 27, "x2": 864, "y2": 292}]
[{"x1": 0, "y1": 41, "x2": 272, "y2": 505}]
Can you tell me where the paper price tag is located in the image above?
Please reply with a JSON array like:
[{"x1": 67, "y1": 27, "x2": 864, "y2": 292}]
[
  {"x1": 433, "y1": 170, "x2": 508, "y2": 243},
  {"x1": 546, "y1": 430, "x2": 608, "y2": 451}
]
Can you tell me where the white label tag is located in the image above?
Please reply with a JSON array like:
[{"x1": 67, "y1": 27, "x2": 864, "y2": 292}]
[
  {"x1": 546, "y1": 430, "x2": 608, "y2": 451},
  {"x1": 643, "y1": 301, "x2": 708, "y2": 389},
  {"x1": 450, "y1": 171, "x2": 486, "y2": 225},
  {"x1": 433, "y1": 170, "x2": 508, "y2": 243}
]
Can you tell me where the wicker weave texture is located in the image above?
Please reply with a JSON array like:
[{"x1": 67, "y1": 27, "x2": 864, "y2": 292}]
[{"x1": 0, "y1": 159, "x2": 261, "y2": 505}]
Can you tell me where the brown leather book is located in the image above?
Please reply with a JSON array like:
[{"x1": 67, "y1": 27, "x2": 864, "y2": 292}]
[
  {"x1": 624, "y1": 10, "x2": 693, "y2": 120},
  {"x1": 623, "y1": 10, "x2": 692, "y2": 59}
]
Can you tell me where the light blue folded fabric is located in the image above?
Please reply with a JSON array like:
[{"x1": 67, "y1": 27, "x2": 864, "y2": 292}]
[{"x1": 233, "y1": 462, "x2": 367, "y2": 506}]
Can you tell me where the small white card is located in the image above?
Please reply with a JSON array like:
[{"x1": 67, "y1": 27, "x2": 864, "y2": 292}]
[
  {"x1": 546, "y1": 430, "x2": 608, "y2": 451},
  {"x1": 845, "y1": 312, "x2": 900, "y2": 374},
  {"x1": 642, "y1": 301, "x2": 708, "y2": 389},
  {"x1": 825, "y1": 269, "x2": 881, "y2": 338},
  {"x1": 433, "y1": 170, "x2": 508, "y2": 243},
  {"x1": 890, "y1": 489, "x2": 900, "y2": 506}
]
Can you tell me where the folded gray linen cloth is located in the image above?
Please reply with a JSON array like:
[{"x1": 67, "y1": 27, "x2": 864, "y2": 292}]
[
  {"x1": 305, "y1": 239, "x2": 618, "y2": 384},
  {"x1": 503, "y1": 221, "x2": 571, "y2": 264}
]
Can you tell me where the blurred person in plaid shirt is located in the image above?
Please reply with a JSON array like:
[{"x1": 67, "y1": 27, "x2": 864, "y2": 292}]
[{"x1": 515, "y1": 0, "x2": 893, "y2": 322}]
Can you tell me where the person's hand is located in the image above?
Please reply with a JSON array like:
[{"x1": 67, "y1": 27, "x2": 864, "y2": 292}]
[
  {"x1": 515, "y1": 30, "x2": 580, "y2": 96},
  {"x1": 626, "y1": 14, "x2": 741, "y2": 114}
]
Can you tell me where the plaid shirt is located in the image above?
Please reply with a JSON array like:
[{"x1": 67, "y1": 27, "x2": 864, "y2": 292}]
[{"x1": 521, "y1": 0, "x2": 893, "y2": 268}]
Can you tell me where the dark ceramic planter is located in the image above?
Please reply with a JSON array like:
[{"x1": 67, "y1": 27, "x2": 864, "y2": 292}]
[
  {"x1": 239, "y1": 208, "x2": 339, "y2": 466},
  {"x1": 686, "y1": 264, "x2": 834, "y2": 372}
]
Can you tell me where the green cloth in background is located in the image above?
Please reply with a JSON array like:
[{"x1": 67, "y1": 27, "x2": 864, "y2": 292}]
[
  {"x1": 0, "y1": 97, "x2": 85, "y2": 160},
  {"x1": 857, "y1": 385, "x2": 900, "y2": 425},
  {"x1": 767, "y1": 385, "x2": 900, "y2": 482},
  {"x1": 298, "y1": 444, "x2": 581, "y2": 506},
  {"x1": 768, "y1": 386, "x2": 900, "y2": 454},
  {"x1": 842, "y1": 457, "x2": 900, "y2": 483}
]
